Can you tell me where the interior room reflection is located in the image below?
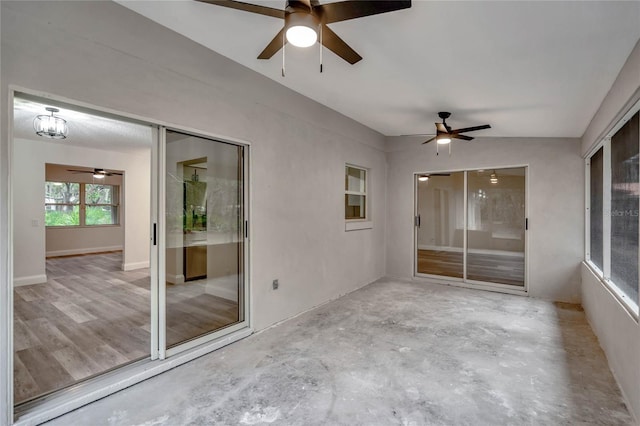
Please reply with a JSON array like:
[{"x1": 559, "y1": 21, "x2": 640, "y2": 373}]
[{"x1": 416, "y1": 168, "x2": 525, "y2": 286}]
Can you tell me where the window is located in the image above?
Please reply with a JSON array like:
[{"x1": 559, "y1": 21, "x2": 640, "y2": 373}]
[
  {"x1": 45, "y1": 182, "x2": 80, "y2": 226},
  {"x1": 45, "y1": 182, "x2": 120, "y2": 226},
  {"x1": 345, "y1": 165, "x2": 367, "y2": 220},
  {"x1": 586, "y1": 106, "x2": 639, "y2": 314}
]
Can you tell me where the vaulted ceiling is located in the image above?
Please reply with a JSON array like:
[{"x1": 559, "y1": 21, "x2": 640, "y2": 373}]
[{"x1": 118, "y1": 0, "x2": 640, "y2": 139}]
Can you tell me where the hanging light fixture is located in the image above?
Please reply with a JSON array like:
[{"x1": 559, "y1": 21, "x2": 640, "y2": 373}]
[
  {"x1": 33, "y1": 107, "x2": 68, "y2": 139},
  {"x1": 490, "y1": 171, "x2": 498, "y2": 184}
]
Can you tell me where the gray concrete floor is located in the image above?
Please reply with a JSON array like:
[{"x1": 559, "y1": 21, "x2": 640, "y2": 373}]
[{"x1": 46, "y1": 279, "x2": 633, "y2": 425}]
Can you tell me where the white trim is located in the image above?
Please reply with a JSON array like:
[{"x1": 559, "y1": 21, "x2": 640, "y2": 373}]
[
  {"x1": 411, "y1": 274, "x2": 527, "y2": 296},
  {"x1": 12, "y1": 275, "x2": 47, "y2": 287},
  {"x1": 166, "y1": 273, "x2": 185, "y2": 285},
  {"x1": 463, "y1": 170, "x2": 468, "y2": 280},
  {"x1": 45, "y1": 245, "x2": 123, "y2": 258},
  {"x1": 13, "y1": 327, "x2": 253, "y2": 426},
  {"x1": 345, "y1": 220, "x2": 373, "y2": 231},
  {"x1": 122, "y1": 261, "x2": 149, "y2": 271}
]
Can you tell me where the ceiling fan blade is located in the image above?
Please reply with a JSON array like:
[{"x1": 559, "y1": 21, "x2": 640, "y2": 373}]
[
  {"x1": 435, "y1": 123, "x2": 448, "y2": 133},
  {"x1": 452, "y1": 134, "x2": 474, "y2": 141},
  {"x1": 196, "y1": 0, "x2": 285, "y2": 19},
  {"x1": 430, "y1": 173, "x2": 451, "y2": 176},
  {"x1": 422, "y1": 136, "x2": 437, "y2": 145},
  {"x1": 67, "y1": 169, "x2": 92, "y2": 174},
  {"x1": 316, "y1": 0, "x2": 411, "y2": 24},
  {"x1": 451, "y1": 124, "x2": 491, "y2": 134},
  {"x1": 258, "y1": 27, "x2": 286, "y2": 59},
  {"x1": 320, "y1": 25, "x2": 362, "y2": 64}
]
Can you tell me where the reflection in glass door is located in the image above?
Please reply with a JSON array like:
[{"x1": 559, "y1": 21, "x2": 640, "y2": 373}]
[
  {"x1": 163, "y1": 130, "x2": 245, "y2": 350},
  {"x1": 416, "y1": 172, "x2": 464, "y2": 278},
  {"x1": 415, "y1": 167, "x2": 526, "y2": 288},
  {"x1": 467, "y1": 168, "x2": 526, "y2": 286}
]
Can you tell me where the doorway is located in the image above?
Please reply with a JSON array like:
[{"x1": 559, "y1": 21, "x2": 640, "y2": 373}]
[
  {"x1": 415, "y1": 167, "x2": 527, "y2": 289},
  {"x1": 11, "y1": 92, "x2": 250, "y2": 416}
]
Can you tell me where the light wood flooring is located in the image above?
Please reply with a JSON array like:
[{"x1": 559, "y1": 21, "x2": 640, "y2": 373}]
[
  {"x1": 417, "y1": 249, "x2": 525, "y2": 286},
  {"x1": 14, "y1": 252, "x2": 238, "y2": 405}
]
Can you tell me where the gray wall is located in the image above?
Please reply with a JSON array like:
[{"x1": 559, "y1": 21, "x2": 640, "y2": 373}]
[
  {"x1": 580, "y1": 39, "x2": 640, "y2": 421},
  {"x1": 0, "y1": 2, "x2": 387, "y2": 420},
  {"x1": 385, "y1": 136, "x2": 584, "y2": 303}
]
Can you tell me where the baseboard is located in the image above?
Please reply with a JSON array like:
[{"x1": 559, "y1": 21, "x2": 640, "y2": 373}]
[
  {"x1": 167, "y1": 274, "x2": 185, "y2": 285},
  {"x1": 122, "y1": 261, "x2": 149, "y2": 271},
  {"x1": 417, "y1": 244, "x2": 524, "y2": 258},
  {"x1": 46, "y1": 246, "x2": 123, "y2": 258},
  {"x1": 13, "y1": 274, "x2": 47, "y2": 287}
]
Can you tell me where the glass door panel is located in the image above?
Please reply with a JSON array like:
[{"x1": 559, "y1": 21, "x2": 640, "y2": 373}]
[
  {"x1": 466, "y1": 168, "x2": 526, "y2": 286},
  {"x1": 164, "y1": 130, "x2": 244, "y2": 349},
  {"x1": 416, "y1": 172, "x2": 465, "y2": 278}
]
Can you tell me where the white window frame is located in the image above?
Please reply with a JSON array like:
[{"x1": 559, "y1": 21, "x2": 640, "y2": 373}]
[
  {"x1": 585, "y1": 98, "x2": 640, "y2": 318},
  {"x1": 45, "y1": 181, "x2": 121, "y2": 227},
  {"x1": 345, "y1": 164, "x2": 372, "y2": 231}
]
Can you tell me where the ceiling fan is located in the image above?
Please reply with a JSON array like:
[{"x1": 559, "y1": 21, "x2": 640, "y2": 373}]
[
  {"x1": 197, "y1": 0, "x2": 412, "y2": 65},
  {"x1": 67, "y1": 168, "x2": 123, "y2": 179},
  {"x1": 423, "y1": 112, "x2": 491, "y2": 145}
]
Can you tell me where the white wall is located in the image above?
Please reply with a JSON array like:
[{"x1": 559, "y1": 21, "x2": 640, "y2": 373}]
[
  {"x1": 385, "y1": 136, "x2": 584, "y2": 303},
  {"x1": 580, "y1": 38, "x2": 640, "y2": 421},
  {"x1": 12, "y1": 138, "x2": 150, "y2": 285},
  {"x1": 0, "y1": 0, "x2": 386, "y2": 336}
]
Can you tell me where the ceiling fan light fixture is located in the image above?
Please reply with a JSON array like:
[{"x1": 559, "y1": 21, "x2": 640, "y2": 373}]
[
  {"x1": 285, "y1": 12, "x2": 318, "y2": 48},
  {"x1": 93, "y1": 173, "x2": 106, "y2": 179},
  {"x1": 418, "y1": 175, "x2": 429, "y2": 182},
  {"x1": 34, "y1": 107, "x2": 68, "y2": 139},
  {"x1": 436, "y1": 135, "x2": 451, "y2": 145}
]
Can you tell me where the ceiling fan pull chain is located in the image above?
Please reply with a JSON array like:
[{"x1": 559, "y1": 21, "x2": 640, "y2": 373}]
[
  {"x1": 319, "y1": 24, "x2": 323, "y2": 73},
  {"x1": 282, "y1": 30, "x2": 286, "y2": 77},
  {"x1": 436, "y1": 143, "x2": 439, "y2": 156}
]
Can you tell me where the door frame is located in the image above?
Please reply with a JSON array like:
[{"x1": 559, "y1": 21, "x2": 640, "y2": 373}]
[
  {"x1": 413, "y1": 165, "x2": 529, "y2": 296},
  {"x1": 4, "y1": 86, "x2": 253, "y2": 425}
]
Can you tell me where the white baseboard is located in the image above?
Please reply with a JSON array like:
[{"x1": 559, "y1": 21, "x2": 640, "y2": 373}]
[
  {"x1": 14, "y1": 274, "x2": 47, "y2": 287},
  {"x1": 167, "y1": 274, "x2": 185, "y2": 285},
  {"x1": 46, "y1": 245, "x2": 123, "y2": 258},
  {"x1": 123, "y1": 261, "x2": 149, "y2": 271},
  {"x1": 417, "y1": 244, "x2": 524, "y2": 258}
]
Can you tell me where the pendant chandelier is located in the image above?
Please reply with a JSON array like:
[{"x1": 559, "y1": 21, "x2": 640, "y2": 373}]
[{"x1": 34, "y1": 107, "x2": 68, "y2": 139}]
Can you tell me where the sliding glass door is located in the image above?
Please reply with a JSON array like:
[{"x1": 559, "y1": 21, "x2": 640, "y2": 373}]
[
  {"x1": 415, "y1": 167, "x2": 527, "y2": 289},
  {"x1": 161, "y1": 129, "x2": 247, "y2": 354}
]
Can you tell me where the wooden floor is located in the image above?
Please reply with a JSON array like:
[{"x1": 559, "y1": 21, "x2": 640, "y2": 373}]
[
  {"x1": 13, "y1": 252, "x2": 238, "y2": 405},
  {"x1": 417, "y1": 249, "x2": 524, "y2": 286}
]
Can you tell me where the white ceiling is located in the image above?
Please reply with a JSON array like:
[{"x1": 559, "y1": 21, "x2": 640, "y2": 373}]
[
  {"x1": 118, "y1": 0, "x2": 640, "y2": 138},
  {"x1": 13, "y1": 95, "x2": 152, "y2": 153}
]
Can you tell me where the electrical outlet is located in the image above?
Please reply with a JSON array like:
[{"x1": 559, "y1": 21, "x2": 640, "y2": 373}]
[{"x1": 272, "y1": 279, "x2": 279, "y2": 290}]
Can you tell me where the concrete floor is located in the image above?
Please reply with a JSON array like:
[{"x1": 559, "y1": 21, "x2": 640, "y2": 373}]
[{"x1": 46, "y1": 278, "x2": 633, "y2": 425}]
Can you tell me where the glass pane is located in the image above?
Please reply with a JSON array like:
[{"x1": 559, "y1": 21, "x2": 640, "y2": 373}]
[
  {"x1": 590, "y1": 148, "x2": 604, "y2": 271},
  {"x1": 86, "y1": 206, "x2": 118, "y2": 225},
  {"x1": 416, "y1": 172, "x2": 464, "y2": 278},
  {"x1": 610, "y1": 111, "x2": 639, "y2": 304},
  {"x1": 345, "y1": 194, "x2": 366, "y2": 219},
  {"x1": 45, "y1": 182, "x2": 79, "y2": 204},
  {"x1": 346, "y1": 166, "x2": 365, "y2": 193},
  {"x1": 86, "y1": 184, "x2": 114, "y2": 204},
  {"x1": 45, "y1": 204, "x2": 79, "y2": 226},
  {"x1": 165, "y1": 130, "x2": 244, "y2": 349},
  {"x1": 467, "y1": 168, "x2": 526, "y2": 286}
]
